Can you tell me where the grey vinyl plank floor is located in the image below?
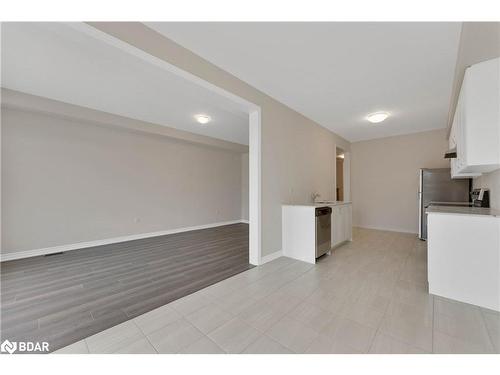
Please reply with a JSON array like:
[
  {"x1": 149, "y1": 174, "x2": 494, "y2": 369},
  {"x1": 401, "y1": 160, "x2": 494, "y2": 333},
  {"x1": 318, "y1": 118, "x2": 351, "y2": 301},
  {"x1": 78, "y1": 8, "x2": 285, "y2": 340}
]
[{"x1": 0, "y1": 223, "x2": 251, "y2": 353}]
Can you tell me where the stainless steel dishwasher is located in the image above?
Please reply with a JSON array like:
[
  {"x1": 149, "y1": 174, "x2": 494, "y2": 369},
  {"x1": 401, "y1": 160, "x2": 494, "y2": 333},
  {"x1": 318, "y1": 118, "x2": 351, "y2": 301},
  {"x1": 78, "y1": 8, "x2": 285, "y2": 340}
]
[{"x1": 315, "y1": 206, "x2": 332, "y2": 258}]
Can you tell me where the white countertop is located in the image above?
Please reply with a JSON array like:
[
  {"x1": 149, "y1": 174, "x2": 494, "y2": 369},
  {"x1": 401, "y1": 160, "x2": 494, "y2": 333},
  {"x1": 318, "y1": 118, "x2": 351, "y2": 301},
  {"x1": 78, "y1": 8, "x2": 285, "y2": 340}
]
[
  {"x1": 426, "y1": 205, "x2": 500, "y2": 218},
  {"x1": 283, "y1": 201, "x2": 352, "y2": 208}
]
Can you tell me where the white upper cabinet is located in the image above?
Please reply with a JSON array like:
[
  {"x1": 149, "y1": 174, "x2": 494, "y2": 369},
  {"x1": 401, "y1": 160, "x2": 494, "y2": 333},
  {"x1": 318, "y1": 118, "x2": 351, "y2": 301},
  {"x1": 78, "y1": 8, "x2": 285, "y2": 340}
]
[
  {"x1": 450, "y1": 92, "x2": 481, "y2": 178},
  {"x1": 450, "y1": 57, "x2": 500, "y2": 178}
]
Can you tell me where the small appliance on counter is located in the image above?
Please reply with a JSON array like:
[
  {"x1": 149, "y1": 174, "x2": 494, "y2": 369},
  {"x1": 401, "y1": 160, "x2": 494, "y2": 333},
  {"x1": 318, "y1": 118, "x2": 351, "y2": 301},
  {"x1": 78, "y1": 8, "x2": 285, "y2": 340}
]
[{"x1": 471, "y1": 188, "x2": 490, "y2": 207}]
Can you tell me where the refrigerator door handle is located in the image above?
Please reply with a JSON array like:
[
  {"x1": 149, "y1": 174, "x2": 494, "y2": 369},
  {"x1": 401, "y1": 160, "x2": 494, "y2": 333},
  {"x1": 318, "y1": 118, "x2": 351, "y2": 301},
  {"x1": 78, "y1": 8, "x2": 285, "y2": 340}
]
[
  {"x1": 418, "y1": 191, "x2": 422, "y2": 238},
  {"x1": 418, "y1": 169, "x2": 423, "y2": 239}
]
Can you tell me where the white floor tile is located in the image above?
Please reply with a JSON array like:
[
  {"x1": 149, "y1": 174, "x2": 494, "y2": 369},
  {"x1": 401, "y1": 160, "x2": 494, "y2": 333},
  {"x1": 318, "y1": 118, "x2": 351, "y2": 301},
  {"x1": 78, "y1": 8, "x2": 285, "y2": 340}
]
[
  {"x1": 433, "y1": 331, "x2": 494, "y2": 354},
  {"x1": 202, "y1": 280, "x2": 237, "y2": 300},
  {"x1": 133, "y1": 304, "x2": 182, "y2": 335},
  {"x1": 147, "y1": 318, "x2": 204, "y2": 353},
  {"x1": 305, "y1": 334, "x2": 362, "y2": 354},
  {"x1": 379, "y1": 300, "x2": 433, "y2": 352},
  {"x1": 321, "y1": 316, "x2": 376, "y2": 353},
  {"x1": 286, "y1": 301, "x2": 335, "y2": 332},
  {"x1": 215, "y1": 290, "x2": 259, "y2": 316},
  {"x1": 242, "y1": 335, "x2": 293, "y2": 354},
  {"x1": 178, "y1": 336, "x2": 225, "y2": 354},
  {"x1": 238, "y1": 300, "x2": 289, "y2": 332},
  {"x1": 369, "y1": 333, "x2": 427, "y2": 354},
  {"x1": 266, "y1": 316, "x2": 319, "y2": 353},
  {"x1": 185, "y1": 303, "x2": 234, "y2": 334},
  {"x1": 434, "y1": 312, "x2": 493, "y2": 351},
  {"x1": 170, "y1": 291, "x2": 213, "y2": 316},
  {"x1": 85, "y1": 321, "x2": 144, "y2": 354},
  {"x1": 433, "y1": 297, "x2": 493, "y2": 351},
  {"x1": 112, "y1": 337, "x2": 157, "y2": 354},
  {"x1": 208, "y1": 317, "x2": 261, "y2": 353},
  {"x1": 481, "y1": 309, "x2": 500, "y2": 353},
  {"x1": 337, "y1": 299, "x2": 386, "y2": 329}
]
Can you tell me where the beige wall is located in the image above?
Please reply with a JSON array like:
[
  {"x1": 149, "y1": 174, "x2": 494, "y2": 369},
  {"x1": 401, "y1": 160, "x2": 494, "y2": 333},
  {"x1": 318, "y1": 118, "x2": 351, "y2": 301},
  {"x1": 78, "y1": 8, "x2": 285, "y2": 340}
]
[
  {"x1": 351, "y1": 129, "x2": 449, "y2": 233},
  {"x1": 1, "y1": 107, "x2": 245, "y2": 253},
  {"x1": 448, "y1": 22, "x2": 500, "y2": 210},
  {"x1": 88, "y1": 23, "x2": 351, "y2": 257}
]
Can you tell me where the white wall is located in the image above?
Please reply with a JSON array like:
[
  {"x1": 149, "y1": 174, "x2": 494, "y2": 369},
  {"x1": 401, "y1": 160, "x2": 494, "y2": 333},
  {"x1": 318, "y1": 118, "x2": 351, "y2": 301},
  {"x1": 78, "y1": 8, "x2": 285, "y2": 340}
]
[
  {"x1": 1, "y1": 107, "x2": 245, "y2": 254},
  {"x1": 88, "y1": 23, "x2": 351, "y2": 257},
  {"x1": 241, "y1": 153, "x2": 249, "y2": 221},
  {"x1": 351, "y1": 129, "x2": 449, "y2": 233},
  {"x1": 474, "y1": 171, "x2": 500, "y2": 210},
  {"x1": 447, "y1": 22, "x2": 500, "y2": 210}
]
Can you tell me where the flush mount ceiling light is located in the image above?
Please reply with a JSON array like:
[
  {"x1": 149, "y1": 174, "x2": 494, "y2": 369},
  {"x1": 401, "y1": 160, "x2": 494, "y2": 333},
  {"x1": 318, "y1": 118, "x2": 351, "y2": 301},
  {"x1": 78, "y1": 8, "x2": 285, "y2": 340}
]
[
  {"x1": 367, "y1": 112, "x2": 389, "y2": 123},
  {"x1": 194, "y1": 114, "x2": 211, "y2": 124}
]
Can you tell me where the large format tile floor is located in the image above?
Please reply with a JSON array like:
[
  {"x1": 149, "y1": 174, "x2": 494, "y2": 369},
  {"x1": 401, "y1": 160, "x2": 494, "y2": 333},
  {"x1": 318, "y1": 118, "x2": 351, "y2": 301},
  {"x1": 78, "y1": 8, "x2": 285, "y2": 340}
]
[{"x1": 55, "y1": 227, "x2": 499, "y2": 354}]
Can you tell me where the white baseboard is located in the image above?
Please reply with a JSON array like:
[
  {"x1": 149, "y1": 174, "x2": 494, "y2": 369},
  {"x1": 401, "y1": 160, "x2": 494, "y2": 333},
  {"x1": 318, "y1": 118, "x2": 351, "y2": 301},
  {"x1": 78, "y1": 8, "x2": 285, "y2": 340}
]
[
  {"x1": 1, "y1": 220, "x2": 248, "y2": 262},
  {"x1": 240, "y1": 219, "x2": 250, "y2": 224},
  {"x1": 260, "y1": 250, "x2": 283, "y2": 265},
  {"x1": 354, "y1": 225, "x2": 417, "y2": 235}
]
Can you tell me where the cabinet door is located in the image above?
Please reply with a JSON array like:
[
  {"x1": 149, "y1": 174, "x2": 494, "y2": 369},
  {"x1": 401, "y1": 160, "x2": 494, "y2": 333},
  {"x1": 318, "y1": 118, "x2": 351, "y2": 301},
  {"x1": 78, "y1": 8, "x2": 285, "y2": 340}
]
[
  {"x1": 453, "y1": 58, "x2": 500, "y2": 173},
  {"x1": 449, "y1": 115, "x2": 457, "y2": 149},
  {"x1": 331, "y1": 205, "x2": 353, "y2": 246},
  {"x1": 338, "y1": 206, "x2": 346, "y2": 243},
  {"x1": 463, "y1": 59, "x2": 500, "y2": 171},
  {"x1": 330, "y1": 207, "x2": 336, "y2": 247},
  {"x1": 344, "y1": 205, "x2": 352, "y2": 241},
  {"x1": 450, "y1": 84, "x2": 481, "y2": 179},
  {"x1": 456, "y1": 87, "x2": 467, "y2": 171},
  {"x1": 332, "y1": 206, "x2": 340, "y2": 246}
]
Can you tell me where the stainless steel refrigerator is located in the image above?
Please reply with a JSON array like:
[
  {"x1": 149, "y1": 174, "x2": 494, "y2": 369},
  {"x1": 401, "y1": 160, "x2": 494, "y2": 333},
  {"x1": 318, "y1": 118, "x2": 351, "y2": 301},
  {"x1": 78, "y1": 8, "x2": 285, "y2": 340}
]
[{"x1": 418, "y1": 168, "x2": 470, "y2": 240}]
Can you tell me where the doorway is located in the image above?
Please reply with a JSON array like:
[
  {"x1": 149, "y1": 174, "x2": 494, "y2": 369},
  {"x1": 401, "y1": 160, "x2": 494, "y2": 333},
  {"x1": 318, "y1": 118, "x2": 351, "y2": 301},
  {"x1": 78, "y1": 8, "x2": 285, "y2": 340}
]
[{"x1": 336, "y1": 147, "x2": 345, "y2": 201}]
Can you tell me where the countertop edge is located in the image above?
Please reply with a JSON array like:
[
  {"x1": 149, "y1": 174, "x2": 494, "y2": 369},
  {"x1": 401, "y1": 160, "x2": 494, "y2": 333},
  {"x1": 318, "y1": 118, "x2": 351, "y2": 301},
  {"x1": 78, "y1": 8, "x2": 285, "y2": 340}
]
[
  {"x1": 426, "y1": 208, "x2": 500, "y2": 218},
  {"x1": 282, "y1": 202, "x2": 352, "y2": 208}
]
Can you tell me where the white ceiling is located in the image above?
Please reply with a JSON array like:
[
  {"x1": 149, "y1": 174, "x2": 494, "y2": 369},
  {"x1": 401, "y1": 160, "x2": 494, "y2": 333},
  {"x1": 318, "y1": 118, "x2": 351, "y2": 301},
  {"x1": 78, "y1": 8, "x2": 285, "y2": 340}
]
[
  {"x1": 147, "y1": 22, "x2": 462, "y2": 142},
  {"x1": 1, "y1": 23, "x2": 249, "y2": 145}
]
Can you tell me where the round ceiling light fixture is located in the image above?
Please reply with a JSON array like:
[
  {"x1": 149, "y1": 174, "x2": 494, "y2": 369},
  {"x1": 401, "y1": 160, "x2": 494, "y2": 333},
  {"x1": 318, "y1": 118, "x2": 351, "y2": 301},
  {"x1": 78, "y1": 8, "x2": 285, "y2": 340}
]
[
  {"x1": 366, "y1": 112, "x2": 389, "y2": 123},
  {"x1": 194, "y1": 114, "x2": 211, "y2": 124}
]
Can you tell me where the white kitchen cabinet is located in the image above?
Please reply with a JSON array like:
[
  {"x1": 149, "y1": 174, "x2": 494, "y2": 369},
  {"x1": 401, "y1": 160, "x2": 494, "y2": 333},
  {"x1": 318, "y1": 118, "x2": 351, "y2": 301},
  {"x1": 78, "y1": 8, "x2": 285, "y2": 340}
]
[
  {"x1": 344, "y1": 204, "x2": 352, "y2": 241},
  {"x1": 449, "y1": 94, "x2": 481, "y2": 179},
  {"x1": 331, "y1": 203, "x2": 352, "y2": 247},
  {"x1": 331, "y1": 206, "x2": 341, "y2": 247},
  {"x1": 282, "y1": 205, "x2": 317, "y2": 264},
  {"x1": 282, "y1": 202, "x2": 352, "y2": 264},
  {"x1": 449, "y1": 57, "x2": 500, "y2": 178},
  {"x1": 427, "y1": 210, "x2": 500, "y2": 311}
]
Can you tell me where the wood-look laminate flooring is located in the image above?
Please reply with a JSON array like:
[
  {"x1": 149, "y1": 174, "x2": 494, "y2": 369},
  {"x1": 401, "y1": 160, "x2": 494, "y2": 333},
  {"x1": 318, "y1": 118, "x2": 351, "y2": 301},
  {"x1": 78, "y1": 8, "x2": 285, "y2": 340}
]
[{"x1": 0, "y1": 223, "x2": 251, "y2": 353}]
